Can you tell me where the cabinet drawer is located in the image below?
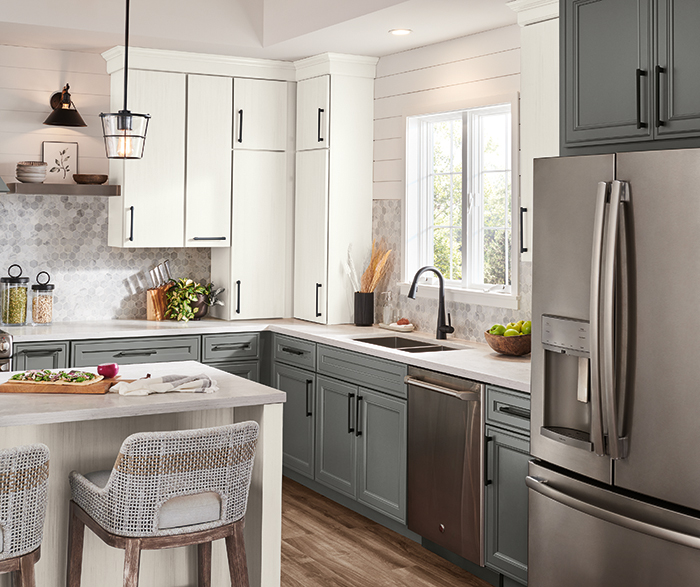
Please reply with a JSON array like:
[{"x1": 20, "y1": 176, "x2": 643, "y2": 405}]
[
  {"x1": 13, "y1": 341, "x2": 69, "y2": 371},
  {"x1": 273, "y1": 334, "x2": 316, "y2": 371},
  {"x1": 71, "y1": 336, "x2": 200, "y2": 368},
  {"x1": 202, "y1": 333, "x2": 259, "y2": 363},
  {"x1": 485, "y1": 386, "x2": 531, "y2": 434},
  {"x1": 207, "y1": 360, "x2": 259, "y2": 383},
  {"x1": 317, "y1": 345, "x2": 407, "y2": 399}
]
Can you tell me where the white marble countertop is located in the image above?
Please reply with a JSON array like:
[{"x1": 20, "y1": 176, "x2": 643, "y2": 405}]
[
  {"x1": 0, "y1": 360, "x2": 286, "y2": 427},
  {"x1": 3, "y1": 318, "x2": 531, "y2": 393}
]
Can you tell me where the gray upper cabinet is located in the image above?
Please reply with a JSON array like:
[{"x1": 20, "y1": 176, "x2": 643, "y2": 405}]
[{"x1": 13, "y1": 341, "x2": 69, "y2": 371}]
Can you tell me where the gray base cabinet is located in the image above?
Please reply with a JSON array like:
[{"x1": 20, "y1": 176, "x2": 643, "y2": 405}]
[
  {"x1": 13, "y1": 341, "x2": 69, "y2": 370},
  {"x1": 207, "y1": 360, "x2": 259, "y2": 382},
  {"x1": 72, "y1": 336, "x2": 200, "y2": 367}
]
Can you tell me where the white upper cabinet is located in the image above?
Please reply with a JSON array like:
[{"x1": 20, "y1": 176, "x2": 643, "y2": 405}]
[
  {"x1": 296, "y1": 75, "x2": 330, "y2": 151},
  {"x1": 185, "y1": 74, "x2": 233, "y2": 247},
  {"x1": 233, "y1": 78, "x2": 288, "y2": 151}
]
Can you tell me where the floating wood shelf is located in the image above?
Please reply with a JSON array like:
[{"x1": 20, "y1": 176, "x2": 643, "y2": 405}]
[{"x1": 6, "y1": 183, "x2": 121, "y2": 196}]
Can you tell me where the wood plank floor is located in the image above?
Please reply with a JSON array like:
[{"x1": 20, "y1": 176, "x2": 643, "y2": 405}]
[{"x1": 281, "y1": 477, "x2": 492, "y2": 587}]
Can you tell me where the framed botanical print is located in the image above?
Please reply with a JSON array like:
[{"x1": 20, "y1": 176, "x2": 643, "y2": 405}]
[{"x1": 42, "y1": 141, "x2": 78, "y2": 184}]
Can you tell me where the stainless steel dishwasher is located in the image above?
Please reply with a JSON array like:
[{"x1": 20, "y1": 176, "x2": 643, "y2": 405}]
[{"x1": 406, "y1": 366, "x2": 485, "y2": 566}]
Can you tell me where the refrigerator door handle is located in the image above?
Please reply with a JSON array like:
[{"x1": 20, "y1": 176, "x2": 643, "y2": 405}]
[
  {"x1": 602, "y1": 180, "x2": 629, "y2": 460},
  {"x1": 526, "y1": 475, "x2": 700, "y2": 551},
  {"x1": 589, "y1": 181, "x2": 609, "y2": 456}
]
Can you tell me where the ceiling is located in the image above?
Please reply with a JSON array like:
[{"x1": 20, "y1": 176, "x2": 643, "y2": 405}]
[{"x1": 0, "y1": 0, "x2": 516, "y2": 61}]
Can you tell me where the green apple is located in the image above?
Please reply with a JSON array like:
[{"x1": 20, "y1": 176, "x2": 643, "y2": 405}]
[
  {"x1": 504, "y1": 328, "x2": 520, "y2": 337},
  {"x1": 506, "y1": 322, "x2": 522, "y2": 333},
  {"x1": 521, "y1": 321, "x2": 532, "y2": 335},
  {"x1": 489, "y1": 324, "x2": 506, "y2": 336}
]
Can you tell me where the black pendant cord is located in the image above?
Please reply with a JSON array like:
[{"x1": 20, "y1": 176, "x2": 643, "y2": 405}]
[{"x1": 122, "y1": 0, "x2": 130, "y2": 113}]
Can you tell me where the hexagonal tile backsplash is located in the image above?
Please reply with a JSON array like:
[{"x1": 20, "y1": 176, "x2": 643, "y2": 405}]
[
  {"x1": 0, "y1": 195, "x2": 211, "y2": 322},
  {"x1": 372, "y1": 199, "x2": 532, "y2": 343}
]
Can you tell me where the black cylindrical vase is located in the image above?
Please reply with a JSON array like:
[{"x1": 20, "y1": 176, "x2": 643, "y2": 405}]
[{"x1": 354, "y1": 292, "x2": 374, "y2": 326}]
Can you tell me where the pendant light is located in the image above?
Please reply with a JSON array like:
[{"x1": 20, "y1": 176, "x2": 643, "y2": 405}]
[
  {"x1": 99, "y1": 0, "x2": 150, "y2": 159},
  {"x1": 43, "y1": 84, "x2": 87, "y2": 127}
]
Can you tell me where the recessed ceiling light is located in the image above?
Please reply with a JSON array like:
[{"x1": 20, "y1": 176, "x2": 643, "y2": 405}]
[{"x1": 389, "y1": 29, "x2": 412, "y2": 36}]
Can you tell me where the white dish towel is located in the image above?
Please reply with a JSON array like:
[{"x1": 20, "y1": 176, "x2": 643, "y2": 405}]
[{"x1": 111, "y1": 374, "x2": 219, "y2": 396}]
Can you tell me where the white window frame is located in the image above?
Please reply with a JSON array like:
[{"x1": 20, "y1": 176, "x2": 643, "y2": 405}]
[{"x1": 402, "y1": 93, "x2": 520, "y2": 309}]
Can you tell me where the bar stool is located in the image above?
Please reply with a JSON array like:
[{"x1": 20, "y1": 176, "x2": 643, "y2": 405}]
[
  {"x1": 0, "y1": 443, "x2": 50, "y2": 587},
  {"x1": 66, "y1": 422, "x2": 259, "y2": 587}
]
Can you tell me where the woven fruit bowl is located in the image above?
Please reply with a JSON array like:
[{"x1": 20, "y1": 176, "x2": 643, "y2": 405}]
[{"x1": 484, "y1": 331, "x2": 531, "y2": 356}]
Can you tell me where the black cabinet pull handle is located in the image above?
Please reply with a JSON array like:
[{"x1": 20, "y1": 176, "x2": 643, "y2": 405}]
[
  {"x1": 348, "y1": 393, "x2": 355, "y2": 433},
  {"x1": 355, "y1": 395, "x2": 363, "y2": 437},
  {"x1": 636, "y1": 69, "x2": 648, "y2": 129},
  {"x1": 17, "y1": 349, "x2": 63, "y2": 357},
  {"x1": 281, "y1": 347, "x2": 305, "y2": 356},
  {"x1": 114, "y1": 350, "x2": 157, "y2": 357},
  {"x1": 655, "y1": 65, "x2": 665, "y2": 128},
  {"x1": 128, "y1": 205, "x2": 134, "y2": 242},
  {"x1": 305, "y1": 379, "x2": 313, "y2": 417},
  {"x1": 485, "y1": 436, "x2": 493, "y2": 486},
  {"x1": 317, "y1": 108, "x2": 324, "y2": 142},
  {"x1": 519, "y1": 207, "x2": 528, "y2": 253},
  {"x1": 211, "y1": 343, "x2": 250, "y2": 351},
  {"x1": 238, "y1": 109, "x2": 243, "y2": 143},
  {"x1": 192, "y1": 237, "x2": 227, "y2": 241},
  {"x1": 235, "y1": 280, "x2": 241, "y2": 315},
  {"x1": 315, "y1": 283, "x2": 322, "y2": 317},
  {"x1": 498, "y1": 405, "x2": 531, "y2": 420}
]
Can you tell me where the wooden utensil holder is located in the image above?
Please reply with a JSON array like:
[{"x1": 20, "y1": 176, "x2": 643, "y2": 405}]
[{"x1": 146, "y1": 285, "x2": 171, "y2": 321}]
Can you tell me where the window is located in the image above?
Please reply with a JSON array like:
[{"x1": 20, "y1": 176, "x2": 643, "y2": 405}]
[{"x1": 405, "y1": 98, "x2": 518, "y2": 307}]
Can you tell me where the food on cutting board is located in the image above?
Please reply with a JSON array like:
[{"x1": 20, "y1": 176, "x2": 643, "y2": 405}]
[
  {"x1": 397, "y1": 318, "x2": 410, "y2": 325},
  {"x1": 9, "y1": 369, "x2": 103, "y2": 385},
  {"x1": 488, "y1": 320, "x2": 531, "y2": 336}
]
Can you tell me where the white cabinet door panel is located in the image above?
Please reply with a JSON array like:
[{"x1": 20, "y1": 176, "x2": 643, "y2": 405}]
[
  {"x1": 185, "y1": 74, "x2": 233, "y2": 247},
  {"x1": 233, "y1": 78, "x2": 288, "y2": 152},
  {"x1": 296, "y1": 75, "x2": 330, "y2": 151}
]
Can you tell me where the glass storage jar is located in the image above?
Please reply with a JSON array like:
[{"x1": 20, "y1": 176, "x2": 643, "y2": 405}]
[
  {"x1": 1, "y1": 264, "x2": 29, "y2": 325},
  {"x1": 31, "y1": 271, "x2": 54, "y2": 325}
]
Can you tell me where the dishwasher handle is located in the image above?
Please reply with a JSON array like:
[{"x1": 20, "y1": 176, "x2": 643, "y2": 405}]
[{"x1": 404, "y1": 375, "x2": 480, "y2": 401}]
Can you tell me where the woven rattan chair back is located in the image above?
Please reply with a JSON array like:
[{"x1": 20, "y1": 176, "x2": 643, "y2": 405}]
[
  {"x1": 71, "y1": 421, "x2": 258, "y2": 537},
  {"x1": 0, "y1": 443, "x2": 49, "y2": 562}
]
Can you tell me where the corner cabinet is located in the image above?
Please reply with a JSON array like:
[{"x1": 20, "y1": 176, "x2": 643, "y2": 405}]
[{"x1": 293, "y1": 55, "x2": 377, "y2": 324}]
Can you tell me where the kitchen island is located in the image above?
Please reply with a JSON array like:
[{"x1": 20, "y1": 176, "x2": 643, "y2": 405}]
[{"x1": 0, "y1": 361, "x2": 285, "y2": 587}]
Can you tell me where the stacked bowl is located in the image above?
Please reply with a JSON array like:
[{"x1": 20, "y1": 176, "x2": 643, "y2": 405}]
[{"x1": 16, "y1": 161, "x2": 47, "y2": 183}]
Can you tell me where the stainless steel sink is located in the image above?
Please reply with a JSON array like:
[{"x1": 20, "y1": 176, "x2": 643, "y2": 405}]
[{"x1": 353, "y1": 336, "x2": 462, "y2": 353}]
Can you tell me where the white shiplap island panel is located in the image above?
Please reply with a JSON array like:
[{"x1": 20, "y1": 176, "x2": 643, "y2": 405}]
[{"x1": 0, "y1": 361, "x2": 285, "y2": 587}]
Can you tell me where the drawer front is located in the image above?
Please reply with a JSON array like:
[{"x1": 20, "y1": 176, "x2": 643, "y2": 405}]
[
  {"x1": 202, "y1": 333, "x2": 259, "y2": 363},
  {"x1": 317, "y1": 345, "x2": 407, "y2": 399},
  {"x1": 207, "y1": 360, "x2": 259, "y2": 383},
  {"x1": 13, "y1": 341, "x2": 69, "y2": 371},
  {"x1": 486, "y1": 386, "x2": 531, "y2": 435},
  {"x1": 71, "y1": 336, "x2": 200, "y2": 368},
  {"x1": 273, "y1": 334, "x2": 316, "y2": 371}
]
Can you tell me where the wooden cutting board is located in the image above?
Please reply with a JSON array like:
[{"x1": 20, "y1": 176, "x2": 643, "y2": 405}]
[{"x1": 0, "y1": 377, "x2": 130, "y2": 395}]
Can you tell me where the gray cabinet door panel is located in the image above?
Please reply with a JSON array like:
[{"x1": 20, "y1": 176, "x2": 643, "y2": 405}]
[
  {"x1": 202, "y1": 333, "x2": 259, "y2": 362},
  {"x1": 357, "y1": 387, "x2": 407, "y2": 523},
  {"x1": 71, "y1": 336, "x2": 200, "y2": 367},
  {"x1": 485, "y1": 426, "x2": 530, "y2": 585},
  {"x1": 317, "y1": 345, "x2": 407, "y2": 398},
  {"x1": 13, "y1": 342, "x2": 69, "y2": 370},
  {"x1": 273, "y1": 362, "x2": 315, "y2": 479},
  {"x1": 207, "y1": 360, "x2": 259, "y2": 382},
  {"x1": 563, "y1": 0, "x2": 652, "y2": 145},
  {"x1": 273, "y1": 334, "x2": 317, "y2": 371},
  {"x1": 656, "y1": 0, "x2": 700, "y2": 137},
  {"x1": 315, "y1": 375, "x2": 357, "y2": 498}
]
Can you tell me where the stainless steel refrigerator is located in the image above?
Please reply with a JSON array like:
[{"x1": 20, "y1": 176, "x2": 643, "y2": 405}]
[{"x1": 529, "y1": 149, "x2": 700, "y2": 587}]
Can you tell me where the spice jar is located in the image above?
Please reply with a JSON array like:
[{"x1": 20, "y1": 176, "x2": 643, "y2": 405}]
[
  {"x1": 31, "y1": 271, "x2": 55, "y2": 325},
  {"x1": 1, "y1": 264, "x2": 29, "y2": 325}
]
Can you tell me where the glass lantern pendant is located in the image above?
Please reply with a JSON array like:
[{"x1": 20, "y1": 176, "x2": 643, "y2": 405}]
[{"x1": 100, "y1": 0, "x2": 150, "y2": 159}]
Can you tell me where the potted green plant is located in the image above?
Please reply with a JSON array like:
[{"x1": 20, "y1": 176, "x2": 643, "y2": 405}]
[{"x1": 165, "y1": 279, "x2": 224, "y2": 322}]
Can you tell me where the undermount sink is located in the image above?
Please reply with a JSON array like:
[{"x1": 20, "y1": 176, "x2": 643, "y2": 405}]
[{"x1": 353, "y1": 335, "x2": 463, "y2": 353}]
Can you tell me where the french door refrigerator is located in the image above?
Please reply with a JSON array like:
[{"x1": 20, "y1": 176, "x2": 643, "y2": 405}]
[{"x1": 530, "y1": 149, "x2": 700, "y2": 587}]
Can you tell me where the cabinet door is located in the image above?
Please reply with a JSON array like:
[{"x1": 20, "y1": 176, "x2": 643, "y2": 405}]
[
  {"x1": 293, "y1": 150, "x2": 328, "y2": 323},
  {"x1": 296, "y1": 75, "x2": 330, "y2": 151},
  {"x1": 13, "y1": 342, "x2": 69, "y2": 370},
  {"x1": 315, "y1": 376, "x2": 357, "y2": 498},
  {"x1": 207, "y1": 360, "x2": 259, "y2": 382},
  {"x1": 562, "y1": 0, "x2": 652, "y2": 147},
  {"x1": 109, "y1": 69, "x2": 186, "y2": 247},
  {"x1": 655, "y1": 0, "x2": 700, "y2": 137},
  {"x1": 485, "y1": 426, "x2": 530, "y2": 585},
  {"x1": 357, "y1": 388, "x2": 407, "y2": 523},
  {"x1": 185, "y1": 74, "x2": 232, "y2": 247},
  {"x1": 273, "y1": 363, "x2": 315, "y2": 479},
  {"x1": 233, "y1": 78, "x2": 288, "y2": 151}
]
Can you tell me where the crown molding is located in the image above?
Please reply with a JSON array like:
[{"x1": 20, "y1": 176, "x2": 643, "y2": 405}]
[
  {"x1": 293, "y1": 52, "x2": 378, "y2": 81},
  {"x1": 507, "y1": 0, "x2": 559, "y2": 26}
]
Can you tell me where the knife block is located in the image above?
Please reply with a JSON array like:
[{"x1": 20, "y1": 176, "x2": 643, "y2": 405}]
[{"x1": 146, "y1": 285, "x2": 170, "y2": 321}]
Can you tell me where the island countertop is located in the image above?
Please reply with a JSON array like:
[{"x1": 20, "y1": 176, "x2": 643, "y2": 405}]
[{"x1": 0, "y1": 360, "x2": 286, "y2": 427}]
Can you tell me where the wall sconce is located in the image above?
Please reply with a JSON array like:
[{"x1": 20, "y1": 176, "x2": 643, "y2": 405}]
[{"x1": 43, "y1": 84, "x2": 87, "y2": 127}]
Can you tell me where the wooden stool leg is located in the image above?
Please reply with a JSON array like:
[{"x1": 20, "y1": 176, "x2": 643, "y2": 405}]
[
  {"x1": 123, "y1": 539, "x2": 141, "y2": 587},
  {"x1": 17, "y1": 554, "x2": 36, "y2": 587},
  {"x1": 225, "y1": 521, "x2": 249, "y2": 587},
  {"x1": 67, "y1": 502, "x2": 86, "y2": 587},
  {"x1": 197, "y1": 542, "x2": 212, "y2": 587}
]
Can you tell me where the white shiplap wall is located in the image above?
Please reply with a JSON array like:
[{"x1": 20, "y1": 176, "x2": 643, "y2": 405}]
[
  {"x1": 373, "y1": 25, "x2": 521, "y2": 200},
  {"x1": 0, "y1": 45, "x2": 109, "y2": 183}
]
